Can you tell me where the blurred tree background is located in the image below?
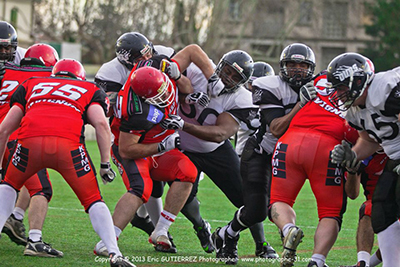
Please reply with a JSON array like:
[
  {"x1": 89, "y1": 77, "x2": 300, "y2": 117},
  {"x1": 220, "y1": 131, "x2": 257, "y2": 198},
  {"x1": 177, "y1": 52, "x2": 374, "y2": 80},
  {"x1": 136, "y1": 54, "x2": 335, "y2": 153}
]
[
  {"x1": 363, "y1": 0, "x2": 400, "y2": 71},
  {"x1": 31, "y1": 0, "x2": 399, "y2": 71}
]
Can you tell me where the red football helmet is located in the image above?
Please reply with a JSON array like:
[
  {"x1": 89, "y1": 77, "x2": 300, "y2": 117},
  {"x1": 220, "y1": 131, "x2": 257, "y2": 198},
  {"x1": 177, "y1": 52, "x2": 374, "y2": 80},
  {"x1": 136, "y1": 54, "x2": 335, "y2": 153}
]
[
  {"x1": 130, "y1": 66, "x2": 175, "y2": 108},
  {"x1": 51, "y1": 58, "x2": 86, "y2": 80},
  {"x1": 24, "y1": 43, "x2": 59, "y2": 67}
]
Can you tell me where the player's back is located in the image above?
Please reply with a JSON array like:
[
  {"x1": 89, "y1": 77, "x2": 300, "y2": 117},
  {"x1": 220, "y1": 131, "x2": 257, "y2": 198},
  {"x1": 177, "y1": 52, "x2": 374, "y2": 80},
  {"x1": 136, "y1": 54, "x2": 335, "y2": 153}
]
[
  {"x1": 13, "y1": 76, "x2": 107, "y2": 142},
  {"x1": 0, "y1": 63, "x2": 53, "y2": 119}
]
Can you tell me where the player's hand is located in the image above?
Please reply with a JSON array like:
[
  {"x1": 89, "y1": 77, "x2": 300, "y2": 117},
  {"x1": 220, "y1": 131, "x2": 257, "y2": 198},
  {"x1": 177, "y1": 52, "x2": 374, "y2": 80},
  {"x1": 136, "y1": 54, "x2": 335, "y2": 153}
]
[
  {"x1": 161, "y1": 59, "x2": 181, "y2": 80},
  {"x1": 299, "y1": 81, "x2": 317, "y2": 108},
  {"x1": 160, "y1": 115, "x2": 184, "y2": 130},
  {"x1": 100, "y1": 162, "x2": 116, "y2": 185},
  {"x1": 185, "y1": 92, "x2": 210, "y2": 107},
  {"x1": 331, "y1": 140, "x2": 361, "y2": 170},
  {"x1": 157, "y1": 132, "x2": 180, "y2": 153},
  {"x1": 207, "y1": 74, "x2": 225, "y2": 97}
]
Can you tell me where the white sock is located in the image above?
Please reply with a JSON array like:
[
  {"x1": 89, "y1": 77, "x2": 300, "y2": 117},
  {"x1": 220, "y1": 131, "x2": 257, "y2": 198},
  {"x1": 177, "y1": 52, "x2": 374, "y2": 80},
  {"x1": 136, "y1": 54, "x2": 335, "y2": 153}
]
[
  {"x1": 88, "y1": 202, "x2": 121, "y2": 256},
  {"x1": 377, "y1": 220, "x2": 400, "y2": 267},
  {"x1": 219, "y1": 225, "x2": 228, "y2": 241},
  {"x1": 0, "y1": 184, "x2": 18, "y2": 231},
  {"x1": 153, "y1": 210, "x2": 175, "y2": 237},
  {"x1": 13, "y1": 207, "x2": 25, "y2": 221},
  {"x1": 227, "y1": 223, "x2": 240, "y2": 237},
  {"x1": 311, "y1": 254, "x2": 326, "y2": 267},
  {"x1": 357, "y1": 251, "x2": 370, "y2": 266},
  {"x1": 136, "y1": 205, "x2": 148, "y2": 218},
  {"x1": 282, "y1": 223, "x2": 296, "y2": 237},
  {"x1": 114, "y1": 225, "x2": 122, "y2": 238},
  {"x1": 369, "y1": 252, "x2": 382, "y2": 267},
  {"x1": 29, "y1": 229, "x2": 42, "y2": 242},
  {"x1": 145, "y1": 196, "x2": 163, "y2": 224}
]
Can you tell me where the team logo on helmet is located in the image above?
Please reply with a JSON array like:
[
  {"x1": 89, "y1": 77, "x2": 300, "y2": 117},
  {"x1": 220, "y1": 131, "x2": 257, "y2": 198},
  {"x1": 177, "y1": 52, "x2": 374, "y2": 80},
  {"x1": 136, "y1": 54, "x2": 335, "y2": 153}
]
[
  {"x1": 232, "y1": 62, "x2": 244, "y2": 73},
  {"x1": 117, "y1": 49, "x2": 131, "y2": 64},
  {"x1": 332, "y1": 64, "x2": 364, "y2": 82}
]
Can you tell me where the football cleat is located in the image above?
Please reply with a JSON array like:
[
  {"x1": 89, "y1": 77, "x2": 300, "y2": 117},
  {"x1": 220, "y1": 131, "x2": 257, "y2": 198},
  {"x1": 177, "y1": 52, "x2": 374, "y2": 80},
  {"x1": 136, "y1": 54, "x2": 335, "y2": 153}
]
[
  {"x1": 281, "y1": 226, "x2": 304, "y2": 267},
  {"x1": 24, "y1": 238, "x2": 63, "y2": 258},
  {"x1": 211, "y1": 227, "x2": 224, "y2": 259},
  {"x1": 339, "y1": 261, "x2": 365, "y2": 267},
  {"x1": 194, "y1": 220, "x2": 215, "y2": 253},
  {"x1": 149, "y1": 233, "x2": 171, "y2": 252},
  {"x1": 255, "y1": 242, "x2": 279, "y2": 259},
  {"x1": 153, "y1": 232, "x2": 177, "y2": 253},
  {"x1": 2, "y1": 214, "x2": 27, "y2": 246},
  {"x1": 308, "y1": 261, "x2": 329, "y2": 267},
  {"x1": 221, "y1": 231, "x2": 239, "y2": 265},
  {"x1": 109, "y1": 253, "x2": 136, "y2": 267},
  {"x1": 94, "y1": 241, "x2": 109, "y2": 257}
]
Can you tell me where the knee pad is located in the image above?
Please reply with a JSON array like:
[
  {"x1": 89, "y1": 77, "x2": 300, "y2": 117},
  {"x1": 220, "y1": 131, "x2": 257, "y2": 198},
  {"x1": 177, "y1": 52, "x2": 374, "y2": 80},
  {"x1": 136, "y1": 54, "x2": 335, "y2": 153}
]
[
  {"x1": 359, "y1": 200, "x2": 372, "y2": 220},
  {"x1": 151, "y1": 181, "x2": 164, "y2": 198}
]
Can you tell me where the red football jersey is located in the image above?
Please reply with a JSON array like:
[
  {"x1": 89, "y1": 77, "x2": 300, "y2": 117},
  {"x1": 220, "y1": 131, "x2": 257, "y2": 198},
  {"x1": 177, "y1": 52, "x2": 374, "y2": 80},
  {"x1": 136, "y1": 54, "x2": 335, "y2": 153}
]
[
  {"x1": 288, "y1": 73, "x2": 350, "y2": 142},
  {"x1": 11, "y1": 76, "x2": 108, "y2": 142},
  {"x1": 111, "y1": 56, "x2": 178, "y2": 146},
  {"x1": 0, "y1": 63, "x2": 53, "y2": 140}
]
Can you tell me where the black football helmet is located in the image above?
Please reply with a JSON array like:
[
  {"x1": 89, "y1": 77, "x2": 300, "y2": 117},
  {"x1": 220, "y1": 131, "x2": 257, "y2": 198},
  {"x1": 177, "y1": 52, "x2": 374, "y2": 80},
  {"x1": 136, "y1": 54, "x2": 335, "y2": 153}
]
[
  {"x1": 0, "y1": 21, "x2": 18, "y2": 62},
  {"x1": 115, "y1": 32, "x2": 154, "y2": 70},
  {"x1": 327, "y1": 52, "x2": 375, "y2": 111},
  {"x1": 250, "y1": 61, "x2": 275, "y2": 84},
  {"x1": 279, "y1": 43, "x2": 315, "y2": 89},
  {"x1": 215, "y1": 50, "x2": 254, "y2": 93}
]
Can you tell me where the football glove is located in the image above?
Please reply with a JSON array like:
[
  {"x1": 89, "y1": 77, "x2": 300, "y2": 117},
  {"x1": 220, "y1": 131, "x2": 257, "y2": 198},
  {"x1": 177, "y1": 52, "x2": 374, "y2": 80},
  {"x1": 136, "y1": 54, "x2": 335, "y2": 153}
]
[
  {"x1": 331, "y1": 140, "x2": 361, "y2": 170},
  {"x1": 161, "y1": 59, "x2": 181, "y2": 80},
  {"x1": 207, "y1": 74, "x2": 225, "y2": 97},
  {"x1": 157, "y1": 132, "x2": 180, "y2": 153},
  {"x1": 160, "y1": 115, "x2": 184, "y2": 130},
  {"x1": 100, "y1": 162, "x2": 116, "y2": 185},
  {"x1": 185, "y1": 92, "x2": 210, "y2": 107},
  {"x1": 299, "y1": 81, "x2": 317, "y2": 108}
]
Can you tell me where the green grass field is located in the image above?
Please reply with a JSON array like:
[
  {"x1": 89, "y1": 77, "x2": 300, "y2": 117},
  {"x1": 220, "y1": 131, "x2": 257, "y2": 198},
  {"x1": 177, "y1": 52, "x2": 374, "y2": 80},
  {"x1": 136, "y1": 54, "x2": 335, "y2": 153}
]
[{"x1": 0, "y1": 140, "x2": 378, "y2": 267}]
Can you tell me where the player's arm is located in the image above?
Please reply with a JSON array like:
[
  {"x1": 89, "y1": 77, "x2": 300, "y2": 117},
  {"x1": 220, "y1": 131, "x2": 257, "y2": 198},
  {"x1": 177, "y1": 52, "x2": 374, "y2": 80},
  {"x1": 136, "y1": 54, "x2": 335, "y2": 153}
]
[
  {"x1": 181, "y1": 112, "x2": 239, "y2": 143},
  {"x1": 87, "y1": 104, "x2": 112, "y2": 163},
  {"x1": 263, "y1": 103, "x2": 302, "y2": 138},
  {"x1": 0, "y1": 105, "x2": 24, "y2": 165},
  {"x1": 172, "y1": 44, "x2": 214, "y2": 79},
  {"x1": 118, "y1": 132, "x2": 159, "y2": 159},
  {"x1": 352, "y1": 130, "x2": 381, "y2": 161},
  {"x1": 345, "y1": 171, "x2": 360, "y2": 200}
]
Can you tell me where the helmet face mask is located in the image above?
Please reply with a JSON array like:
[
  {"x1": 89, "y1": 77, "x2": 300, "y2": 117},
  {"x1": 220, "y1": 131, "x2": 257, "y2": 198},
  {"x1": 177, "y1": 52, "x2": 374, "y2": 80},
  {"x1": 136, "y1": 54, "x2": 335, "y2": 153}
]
[
  {"x1": 130, "y1": 66, "x2": 175, "y2": 109},
  {"x1": 327, "y1": 53, "x2": 374, "y2": 111},
  {"x1": 0, "y1": 21, "x2": 18, "y2": 62},
  {"x1": 215, "y1": 50, "x2": 254, "y2": 93},
  {"x1": 115, "y1": 32, "x2": 154, "y2": 70},
  {"x1": 279, "y1": 43, "x2": 315, "y2": 89}
]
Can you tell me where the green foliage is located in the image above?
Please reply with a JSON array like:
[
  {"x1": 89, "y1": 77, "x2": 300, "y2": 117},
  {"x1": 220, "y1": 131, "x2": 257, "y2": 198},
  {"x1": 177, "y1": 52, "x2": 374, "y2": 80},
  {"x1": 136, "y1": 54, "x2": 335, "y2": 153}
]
[
  {"x1": 0, "y1": 141, "x2": 374, "y2": 266},
  {"x1": 363, "y1": 0, "x2": 400, "y2": 71}
]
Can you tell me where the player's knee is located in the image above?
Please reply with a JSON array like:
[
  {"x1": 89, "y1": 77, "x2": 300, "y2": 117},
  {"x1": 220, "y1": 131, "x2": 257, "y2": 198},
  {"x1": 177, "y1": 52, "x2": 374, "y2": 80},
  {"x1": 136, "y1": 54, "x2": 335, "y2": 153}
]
[
  {"x1": 177, "y1": 159, "x2": 197, "y2": 183},
  {"x1": 359, "y1": 200, "x2": 372, "y2": 220},
  {"x1": 128, "y1": 188, "x2": 151, "y2": 203},
  {"x1": 151, "y1": 181, "x2": 164, "y2": 198}
]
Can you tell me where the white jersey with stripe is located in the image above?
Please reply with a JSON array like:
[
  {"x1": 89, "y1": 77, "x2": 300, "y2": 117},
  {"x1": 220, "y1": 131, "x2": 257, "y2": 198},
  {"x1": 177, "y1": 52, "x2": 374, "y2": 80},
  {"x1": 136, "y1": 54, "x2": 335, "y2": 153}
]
[
  {"x1": 252, "y1": 75, "x2": 299, "y2": 154},
  {"x1": 95, "y1": 45, "x2": 175, "y2": 92},
  {"x1": 14, "y1": 46, "x2": 27, "y2": 65},
  {"x1": 345, "y1": 67, "x2": 400, "y2": 160}
]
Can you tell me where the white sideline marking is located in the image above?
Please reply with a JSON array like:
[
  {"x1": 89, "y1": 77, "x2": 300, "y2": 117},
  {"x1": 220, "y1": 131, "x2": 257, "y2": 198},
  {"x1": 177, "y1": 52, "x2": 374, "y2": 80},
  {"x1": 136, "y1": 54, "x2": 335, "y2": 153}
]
[{"x1": 47, "y1": 206, "x2": 356, "y2": 232}]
